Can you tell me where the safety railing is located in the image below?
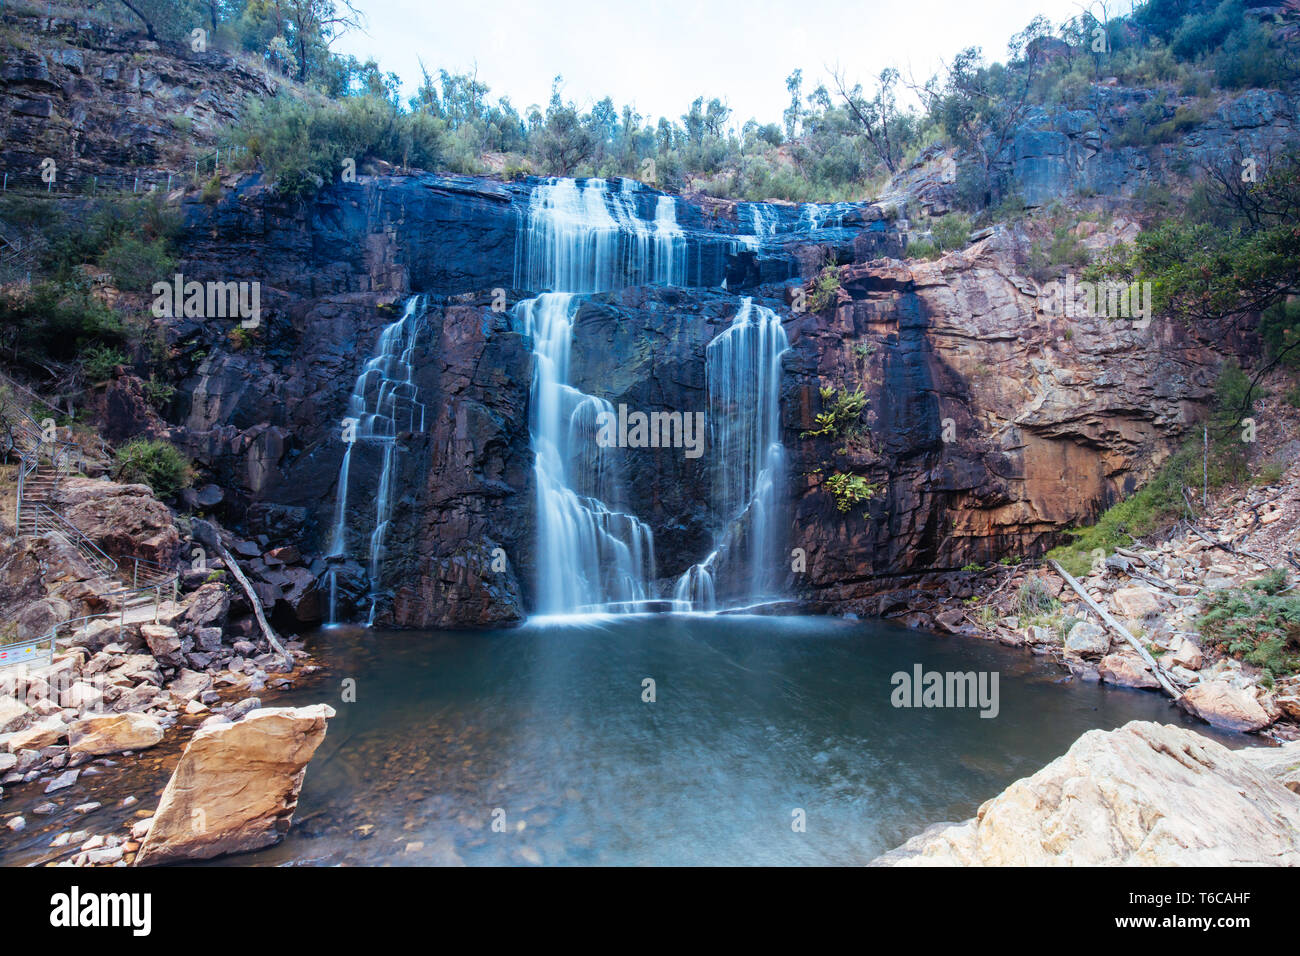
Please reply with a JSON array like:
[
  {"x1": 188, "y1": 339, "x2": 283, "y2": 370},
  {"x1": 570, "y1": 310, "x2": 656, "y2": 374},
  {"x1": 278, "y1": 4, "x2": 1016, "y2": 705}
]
[
  {"x1": 0, "y1": 404, "x2": 181, "y2": 668},
  {"x1": 0, "y1": 633, "x2": 54, "y2": 670}
]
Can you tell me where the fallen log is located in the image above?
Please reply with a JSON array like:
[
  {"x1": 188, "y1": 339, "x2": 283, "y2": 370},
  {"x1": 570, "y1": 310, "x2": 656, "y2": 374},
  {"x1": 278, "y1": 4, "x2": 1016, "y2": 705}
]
[
  {"x1": 192, "y1": 519, "x2": 292, "y2": 670},
  {"x1": 1047, "y1": 559, "x2": 1181, "y2": 700}
]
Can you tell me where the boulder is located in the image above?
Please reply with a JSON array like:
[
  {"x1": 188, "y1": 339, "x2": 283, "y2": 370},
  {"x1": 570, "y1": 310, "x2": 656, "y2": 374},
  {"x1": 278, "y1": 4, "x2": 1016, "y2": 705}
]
[
  {"x1": 177, "y1": 583, "x2": 231, "y2": 634},
  {"x1": 167, "y1": 669, "x2": 213, "y2": 704},
  {"x1": 873, "y1": 721, "x2": 1300, "y2": 865},
  {"x1": 8, "y1": 717, "x2": 66, "y2": 750},
  {"x1": 1236, "y1": 740, "x2": 1300, "y2": 794},
  {"x1": 68, "y1": 712, "x2": 163, "y2": 756},
  {"x1": 0, "y1": 696, "x2": 32, "y2": 734},
  {"x1": 110, "y1": 654, "x2": 162, "y2": 687},
  {"x1": 135, "y1": 704, "x2": 336, "y2": 865},
  {"x1": 140, "y1": 624, "x2": 184, "y2": 666},
  {"x1": 16, "y1": 597, "x2": 72, "y2": 640},
  {"x1": 1098, "y1": 653, "x2": 1160, "y2": 689},
  {"x1": 1179, "y1": 680, "x2": 1274, "y2": 733},
  {"x1": 1171, "y1": 641, "x2": 1204, "y2": 670},
  {"x1": 60, "y1": 680, "x2": 104, "y2": 712},
  {"x1": 52, "y1": 477, "x2": 181, "y2": 567},
  {"x1": 1063, "y1": 620, "x2": 1109, "y2": 659},
  {"x1": 69, "y1": 619, "x2": 120, "y2": 650},
  {"x1": 1112, "y1": 587, "x2": 1161, "y2": 620}
]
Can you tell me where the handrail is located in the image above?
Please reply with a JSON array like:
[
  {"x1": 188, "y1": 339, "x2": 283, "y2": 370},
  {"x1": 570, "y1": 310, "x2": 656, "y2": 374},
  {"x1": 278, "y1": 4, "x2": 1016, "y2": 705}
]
[
  {"x1": 24, "y1": 502, "x2": 119, "y2": 578},
  {"x1": 1, "y1": 408, "x2": 182, "y2": 644}
]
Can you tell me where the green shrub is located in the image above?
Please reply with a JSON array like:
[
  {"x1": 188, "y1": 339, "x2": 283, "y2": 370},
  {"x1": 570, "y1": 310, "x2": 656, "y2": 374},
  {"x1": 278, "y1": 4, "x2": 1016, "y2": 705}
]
[
  {"x1": 824, "y1": 472, "x2": 878, "y2": 513},
  {"x1": 235, "y1": 94, "x2": 449, "y2": 199},
  {"x1": 0, "y1": 282, "x2": 128, "y2": 368},
  {"x1": 1028, "y1": 223, "x2": 1090, "y2": 283},
  {"x1": 143, "y1": 375, "x2": 175, "y2": 409},
  {"x1": 906, "y1": 237, "x2": 941, "y2": 260},
  {"x1": 806, "y1": 264, "x2": 842, "y2": 312},
  {"x1": 79, "y1": 344, "x2": 125, "y2": 382},
  {"x1": 201, "y1": 175, "x2": 222, "y2": 204},
  {"x1": 801, "y1": 385, "x2": 868, "y2": 440},
  {"x1": 1017, "y1": 576, "x2": 1059, "y2": 619},
  {"x1": 99, "y1": 236, "x2": 175, "y2": 292},
  {"x1": 1259, "y1": 301, "x2": 1300, "y2": 370},
  {"x1": 112, "y1": 438, "x2": 193, "y2": 499},
  {"x1": 930, "y1": 212, "x2": 971, "y2": 251},
  {"x1": 1198, "y1": 571, "x2": 1300, "y2": 680}
]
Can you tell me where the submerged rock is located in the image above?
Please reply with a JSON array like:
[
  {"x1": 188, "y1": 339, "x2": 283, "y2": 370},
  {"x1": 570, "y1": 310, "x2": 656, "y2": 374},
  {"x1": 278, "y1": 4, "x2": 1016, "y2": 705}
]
[
  {"x1": 68, "y1": 713, "x2": 163, "y2": 756},
  {"x1": 135, "y1": 703, "x2": 335, "y2": 865},
  {"x1": 872, "y1": 721, "x2": 1300, "y2": 866}
]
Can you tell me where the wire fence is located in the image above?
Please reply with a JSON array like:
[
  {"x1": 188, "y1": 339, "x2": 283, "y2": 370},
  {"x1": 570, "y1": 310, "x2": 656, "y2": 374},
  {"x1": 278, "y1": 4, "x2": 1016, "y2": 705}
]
[{"x1": 0, "y1": 145, "x2": 250, "y2": 197}]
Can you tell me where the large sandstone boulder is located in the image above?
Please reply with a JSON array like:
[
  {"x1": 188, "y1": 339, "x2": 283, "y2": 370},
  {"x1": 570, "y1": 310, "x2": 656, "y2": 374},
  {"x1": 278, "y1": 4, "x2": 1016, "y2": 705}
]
[
  {"x1": 1098, "y1": 652, "x2": 1159, "y2": 689},
  {"x1": 1063, "y1": 620, "x2": 1109, "y2": 659},
  {"x1": 873, "y1": 722, "x2": 1300, "y2": 866},
  {"x1": 1179, "y1": 680, "x2": 1274, "y2": 733},
  {"x1": 1111, "y1": 587, "x2": 1161, "y2": 620},
  {"x1": 52, "y1": 477, "x2": 181, "y2": 568},
  {"x1": 135, "y1": 704, "x2": 335, "y2": 865},
  {"x1": 176, "y1": 582, "x2": 231, "y2": 635},
  {"x1": 68, "y1": 712, "x2": 163, "y2": 755},
  {"x1": 1237, "y1": 740, "x2": 1300, "y2": 794}
]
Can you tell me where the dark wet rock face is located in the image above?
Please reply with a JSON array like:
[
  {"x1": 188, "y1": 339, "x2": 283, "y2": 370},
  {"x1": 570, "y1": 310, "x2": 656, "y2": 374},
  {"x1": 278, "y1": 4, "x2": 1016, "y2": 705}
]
[
  {"x1": 159, "y1": 165, "x2": 1241, "y2": 628},
  {"x1": 782, "y1": 239, "x2": 1232, "y2": 613}
]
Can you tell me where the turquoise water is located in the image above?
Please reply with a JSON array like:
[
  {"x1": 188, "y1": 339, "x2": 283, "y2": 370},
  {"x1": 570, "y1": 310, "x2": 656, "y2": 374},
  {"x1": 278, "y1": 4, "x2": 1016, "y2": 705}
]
[{"x1": 223, "y1": 614, "x2": 1239, "y2": 866}]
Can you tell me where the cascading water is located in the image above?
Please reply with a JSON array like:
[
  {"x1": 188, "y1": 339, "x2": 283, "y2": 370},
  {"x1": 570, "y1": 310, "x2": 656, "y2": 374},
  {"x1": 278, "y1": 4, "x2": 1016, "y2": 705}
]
[
  {"x1": 515, "y1": 178, "x2": 685, "y2": 616},
  {"x1": 674, "y1": 297, "x2": 789, "y2": 610},
  {"x1": 326, "y1": 295, "x2": 430, "y2": 623},
  {"x1": 653, "y1": 196, "x2": 686, "y2": 285},
  {"x1": 514, "y1": 177, "x2": 685, "y2": 294},
  {"x1": 520, "y1": 293, "x2": 656, "y2": 614}
]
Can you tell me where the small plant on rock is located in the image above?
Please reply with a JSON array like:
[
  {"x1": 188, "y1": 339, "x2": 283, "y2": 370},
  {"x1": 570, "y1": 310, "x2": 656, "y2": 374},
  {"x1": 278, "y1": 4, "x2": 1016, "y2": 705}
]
[{"x1": 824, "y1": 471, "x2": 878, "y2": 514}]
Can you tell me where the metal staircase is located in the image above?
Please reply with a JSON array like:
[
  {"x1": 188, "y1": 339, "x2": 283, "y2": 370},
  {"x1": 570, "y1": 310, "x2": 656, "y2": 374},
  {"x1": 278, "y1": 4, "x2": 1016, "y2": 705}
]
[{"x1": 1, "y1": 406, "x2": 178, "y2": 670}]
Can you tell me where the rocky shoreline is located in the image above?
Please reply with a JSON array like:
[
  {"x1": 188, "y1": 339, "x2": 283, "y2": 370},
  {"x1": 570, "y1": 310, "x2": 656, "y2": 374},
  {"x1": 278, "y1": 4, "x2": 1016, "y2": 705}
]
[
  {"x1": 872, "y1": 720, "x2": 1300, "y2": 866},
  {"x1": 869, "y1": 443, "x2": 1300, "y2": 741}
]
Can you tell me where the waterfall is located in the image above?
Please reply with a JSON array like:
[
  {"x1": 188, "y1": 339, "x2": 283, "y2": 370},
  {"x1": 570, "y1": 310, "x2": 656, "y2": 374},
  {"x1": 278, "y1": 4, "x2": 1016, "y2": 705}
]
[
  {"x1": 519, "y1": 293, "x2": 655, "y2": 615},
  {"x1": 653, "y1": 196, "x2": 686, "y2": 286},
  {"x1": 675, "y1": 297, "x2": 789, "y2": 609},
  {"x1": 514, "y1": 178, "x2": 686, "y2": 293},
  {"x1": 515, "y1": 177, "x2": 685, "y2": 617},
  {"x1": 326, "y1": 295, "x2": 431, "y2": 623}
]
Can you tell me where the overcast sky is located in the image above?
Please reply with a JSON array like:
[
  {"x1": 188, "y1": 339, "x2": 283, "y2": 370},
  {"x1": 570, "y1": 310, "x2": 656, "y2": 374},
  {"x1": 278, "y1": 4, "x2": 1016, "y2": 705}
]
[{"x1": 332, "y1": 0, "x2": 1101, "y2": 126}]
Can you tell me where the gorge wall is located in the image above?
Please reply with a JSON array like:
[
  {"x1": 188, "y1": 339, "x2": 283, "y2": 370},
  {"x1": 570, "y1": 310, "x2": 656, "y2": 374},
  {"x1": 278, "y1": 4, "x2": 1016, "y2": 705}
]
[{"x1": 149, "y1": 170, "x2": 1233, "y2": 629}]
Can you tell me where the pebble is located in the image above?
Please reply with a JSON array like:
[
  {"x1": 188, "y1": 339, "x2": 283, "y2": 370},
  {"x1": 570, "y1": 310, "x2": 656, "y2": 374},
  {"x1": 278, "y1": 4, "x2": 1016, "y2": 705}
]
[
  {"x1": 73, "y1": 802, "x2": 102, "y2": 815},
  {"x1": 6, "y1": 816, "x2": 26, "y2": 832},
  {"x1": 43, "y1": 764, "x2": 80, "y2": 789}
]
